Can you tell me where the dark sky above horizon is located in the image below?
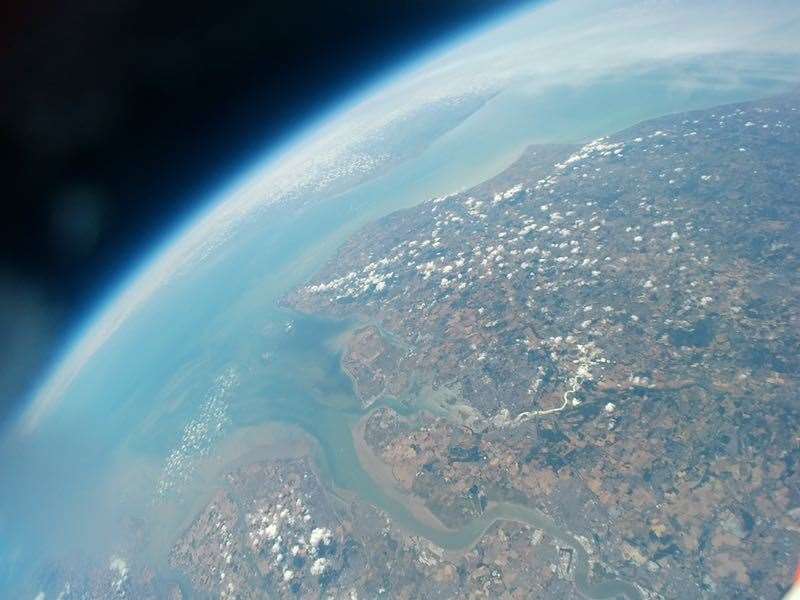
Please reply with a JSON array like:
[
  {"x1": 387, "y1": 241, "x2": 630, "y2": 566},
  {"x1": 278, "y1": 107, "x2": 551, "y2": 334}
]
[{"x1": 0, "y1": 0, "x2": 528, "y2": 423}]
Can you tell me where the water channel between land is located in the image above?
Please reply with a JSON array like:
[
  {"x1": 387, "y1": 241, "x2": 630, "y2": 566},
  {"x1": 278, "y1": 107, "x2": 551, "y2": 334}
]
[{"x1": 220, "y1": 302, "x2": 642, "y2": 599}]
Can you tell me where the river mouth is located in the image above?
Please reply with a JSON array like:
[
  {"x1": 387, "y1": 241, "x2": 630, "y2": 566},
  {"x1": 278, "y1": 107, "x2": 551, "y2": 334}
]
[{"x1": 204, "y1": 304, "x2": 643, "y2": 599}]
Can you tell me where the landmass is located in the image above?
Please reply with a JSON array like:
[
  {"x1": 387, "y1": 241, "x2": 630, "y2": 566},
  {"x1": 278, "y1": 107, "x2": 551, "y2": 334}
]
[
  {"x1": 285, "y1": 93, "x2": 800, "y2": 598},
  {"x1": 340, "y1": 325, "x2": 409, "y2": 408},
  {"x1": 167, "y1": 455, "x2": 622, "y2": 599}
]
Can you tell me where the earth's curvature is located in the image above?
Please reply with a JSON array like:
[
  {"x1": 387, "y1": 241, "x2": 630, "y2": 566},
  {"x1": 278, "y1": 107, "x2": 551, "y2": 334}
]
[{"x1": 2, "y1": 1, "x2": 800, "y2": 599}]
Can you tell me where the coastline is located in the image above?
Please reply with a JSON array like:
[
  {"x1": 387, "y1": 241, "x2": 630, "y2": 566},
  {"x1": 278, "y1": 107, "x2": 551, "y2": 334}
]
[{"x1": 349, "y1": 409, "x2": 457, "y2": 534}]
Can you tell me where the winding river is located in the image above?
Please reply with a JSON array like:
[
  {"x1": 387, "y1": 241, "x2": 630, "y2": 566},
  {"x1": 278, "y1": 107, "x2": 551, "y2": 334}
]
[{"x1": 221, "y1": 308, "x2": 641, "y2": 600}]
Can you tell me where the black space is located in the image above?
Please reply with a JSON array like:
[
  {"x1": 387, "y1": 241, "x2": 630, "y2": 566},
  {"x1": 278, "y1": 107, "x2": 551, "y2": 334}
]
[{"x1": 0, "y1": 0, "x2": 528, "y2": 421}]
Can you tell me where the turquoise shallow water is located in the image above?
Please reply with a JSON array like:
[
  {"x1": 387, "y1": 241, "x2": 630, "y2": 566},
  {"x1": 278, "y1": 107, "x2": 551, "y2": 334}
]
[{"x1": 1, "y1": 55, "x2": 798, "y2": 595}]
